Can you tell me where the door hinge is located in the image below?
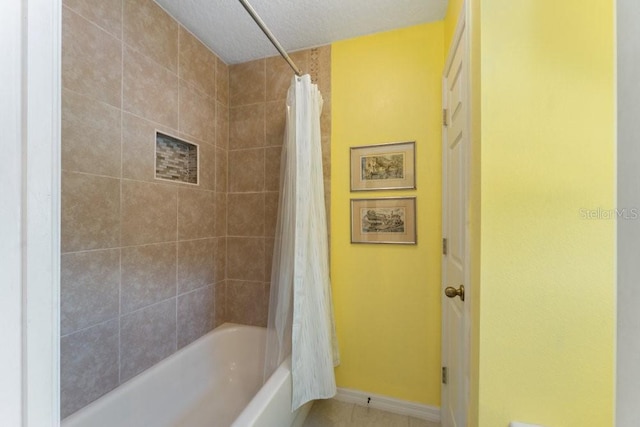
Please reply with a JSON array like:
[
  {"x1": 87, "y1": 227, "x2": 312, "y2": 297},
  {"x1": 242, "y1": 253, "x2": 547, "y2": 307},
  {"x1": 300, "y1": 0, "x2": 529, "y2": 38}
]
[
  {"x1": 442, "y1": 366, "x2": 448, "y2": 384},
  {"x1": 442, "y1": 238, "x2": 448, "y2": 255},
  {"x1": 443, "y1": 108, "x2": 448, "y2": 127}
]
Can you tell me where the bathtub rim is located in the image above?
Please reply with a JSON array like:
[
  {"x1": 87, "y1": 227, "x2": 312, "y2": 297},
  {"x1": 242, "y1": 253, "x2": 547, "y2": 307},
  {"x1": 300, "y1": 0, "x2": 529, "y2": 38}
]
[
  {"x1": 232, "y1": 356, "x2": 312, "y2": 427},
  {"x1": 62, "y1": 322, "x2": 265, "y2": 425}
]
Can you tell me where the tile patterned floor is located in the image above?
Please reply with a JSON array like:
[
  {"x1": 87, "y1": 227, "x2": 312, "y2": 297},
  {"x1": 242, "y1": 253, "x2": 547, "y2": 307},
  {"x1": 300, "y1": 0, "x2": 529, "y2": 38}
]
[{"x1": 303, "y1": 398, "x2": 441, "y2": 427}]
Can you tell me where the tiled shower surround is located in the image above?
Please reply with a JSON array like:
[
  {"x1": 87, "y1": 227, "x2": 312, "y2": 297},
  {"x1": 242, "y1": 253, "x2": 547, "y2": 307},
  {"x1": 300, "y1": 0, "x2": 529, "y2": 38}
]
[
  {"x1": 60, "y1": 0, "x2": 330, "y2": 418},
  {"x1": 226, "y1": 47, "x2": 332, "y2": 326},
  {"x1": 60, "y1": 0, "x2": 228, "y2": 417}
]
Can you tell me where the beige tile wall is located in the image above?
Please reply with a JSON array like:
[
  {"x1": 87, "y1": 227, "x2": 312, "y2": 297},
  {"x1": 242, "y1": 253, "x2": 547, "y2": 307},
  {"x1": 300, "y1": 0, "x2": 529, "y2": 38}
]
[
  {"x1": 60, "y1": 0, "x2": 228, "y2": 418},
  {"x1": 61, "y1": 0, "x2": 330, "y2": 417},
  {"x1": 226, "y1": 47, "x2": 331, "y2": 327}
]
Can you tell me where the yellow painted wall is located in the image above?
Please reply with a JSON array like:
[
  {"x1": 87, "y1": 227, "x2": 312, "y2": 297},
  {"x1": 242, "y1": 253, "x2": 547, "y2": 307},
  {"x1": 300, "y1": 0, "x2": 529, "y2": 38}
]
[
  {"x1": 474, "y1": 1, "x2": 616, "y2": 426},
  {"x1": 331, "y1": 23, "x2": 444, "y2": 405},
  {"x1": 331, "y1": 1, "x2": 615, "y2": 422}
]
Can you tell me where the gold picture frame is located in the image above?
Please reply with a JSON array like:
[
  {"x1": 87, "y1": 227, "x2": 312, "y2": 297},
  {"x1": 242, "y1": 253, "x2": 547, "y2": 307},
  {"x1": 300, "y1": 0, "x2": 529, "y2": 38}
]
[
  {"x1": 350, "y1": 197, "x2": 417, "y2": 244},
  {"x1": 350, "y1": 141, "x2": 416, "y2": 191}
]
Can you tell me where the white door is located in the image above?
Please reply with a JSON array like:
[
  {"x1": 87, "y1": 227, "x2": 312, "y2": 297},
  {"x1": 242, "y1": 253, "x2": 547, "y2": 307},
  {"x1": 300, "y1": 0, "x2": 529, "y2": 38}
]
[{"x1": 441, "y1": 13, "x2": 469, "y2": 427}]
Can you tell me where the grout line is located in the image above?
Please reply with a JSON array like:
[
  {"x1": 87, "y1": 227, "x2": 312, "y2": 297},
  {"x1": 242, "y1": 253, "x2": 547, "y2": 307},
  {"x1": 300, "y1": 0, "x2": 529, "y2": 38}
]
[
  {"x1": 121, "y1": 295, "x2": 179, "y2": 322},
  {"x1": 224, "y1": 277, "x2": 265, "y2": 284},
  {"x1": 62, "y1": 170, "x2": 218, "y2": 193},
  {"x1": 118, "y1": 0, "x2": 124, "y2": 387},
  {"x1": 121, "y1": 38, "x2": 177, "y2": 77},
  {"x1": 175, "y1": 288, "x2": 179, "y2": 351},
  {"x1": 221, "y1": 280, "x2": 227, "y2": 325},
  {"x1": 175, "y1": 77, "x2": 217, "y2": 106},
  {"x1": 175, "y1": 215, "x2": 179, "y2": 351},
  {"x1": 61, "y1": 238, "x2": 214, "y2": 256},
  {"x1": 226, "y1": 146, "x2": 269, "y2": 154},
  {"x1": 60, "y1": 169, "x2": 121, "y2": 181},
  {"x1": 263, "y1": 57, "x2": 267, "y2": 103},
  {"x1": 173, "y1": 293, "x2": 178, "y2": 351},
  {"x1": 348, "y1": 402, "x2": 355, "y2": 422},
  {"x1": 213, "y1": 98, "x2": 218, "y2": 217},
  {"x1": 60, "y1": 314, "x2": 119, "y2": 340},
  {"x1": 177, "y1": 282, "x2": 215, "y2": 299},
  {"x1": 177, "y1": 23, "x2": 181, "y2": 79},
  {"x1": 61, "y1": 246, "x2": 120, "y2": 256},
  {"x1": 175, "y1": 166, "x2": 180, "y2": 351},
  {"x1": 61, "y1": 87, "x2": 121, "y2": 112},
  {"x1": 61, "y1": 168, "x2": 213, "y2": 197},
  {"x1": 213, "y1": 47, "x2": 218, "y2": 108},
  {"x1": 62, "y1": 5, "x2": 121, "y2": 42},
  {"x1": 229, "y1": 100, "x2": 284, "y2": 108},
  {"x1": 177, "y1": 27, "x2": 181, "y2": 135},
  {"x1": 117, "y1": 314, "x2": 122, "y2": 385}
]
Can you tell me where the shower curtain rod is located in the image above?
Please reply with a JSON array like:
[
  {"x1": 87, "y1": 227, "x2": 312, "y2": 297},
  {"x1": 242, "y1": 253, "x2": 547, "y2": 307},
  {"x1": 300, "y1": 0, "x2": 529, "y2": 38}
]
[{"x1": 237, "y1": 0, "x2": 302, "y2": 76}]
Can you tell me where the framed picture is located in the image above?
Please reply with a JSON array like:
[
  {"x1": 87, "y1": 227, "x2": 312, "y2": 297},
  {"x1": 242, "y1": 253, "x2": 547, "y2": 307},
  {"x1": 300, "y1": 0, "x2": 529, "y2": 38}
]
[
  {"x1": 351, "y1": 197, "x2": 417, "y2": 244},
  {"x1": 350, "y1": 141, "x2": 416, "y2": 191}
]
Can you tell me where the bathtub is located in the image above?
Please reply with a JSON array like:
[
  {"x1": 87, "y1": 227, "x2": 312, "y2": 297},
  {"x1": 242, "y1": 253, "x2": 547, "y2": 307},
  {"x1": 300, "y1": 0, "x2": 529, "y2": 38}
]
[{"x1": 62, "y1": 323, "x2": 311, "y2": 427}]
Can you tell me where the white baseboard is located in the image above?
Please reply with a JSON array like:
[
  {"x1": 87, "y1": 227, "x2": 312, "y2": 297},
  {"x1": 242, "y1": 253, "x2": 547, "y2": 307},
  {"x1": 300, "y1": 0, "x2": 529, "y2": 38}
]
[{"x1": 334, "y1": 387, "x2": 440, "y2": 422}]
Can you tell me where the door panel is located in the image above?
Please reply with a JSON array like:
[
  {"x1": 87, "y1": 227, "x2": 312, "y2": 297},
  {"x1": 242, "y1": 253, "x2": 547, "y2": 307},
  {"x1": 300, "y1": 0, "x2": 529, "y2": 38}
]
[{"x1": 442, "y1": 17, "x2": 468, "y2": 427}]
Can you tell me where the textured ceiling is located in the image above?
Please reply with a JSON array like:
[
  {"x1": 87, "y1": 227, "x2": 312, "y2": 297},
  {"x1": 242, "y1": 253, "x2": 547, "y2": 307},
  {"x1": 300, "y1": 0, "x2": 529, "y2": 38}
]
[{"x1": 154, "y1": 0, "x2": 448, "y2": 64}]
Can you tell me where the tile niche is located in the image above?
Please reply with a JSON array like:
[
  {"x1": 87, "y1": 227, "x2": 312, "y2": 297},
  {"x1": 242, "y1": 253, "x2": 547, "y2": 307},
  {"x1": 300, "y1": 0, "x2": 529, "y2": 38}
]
[{"x1": 155, "y1": 132, "x2": 199, "y2": 185}]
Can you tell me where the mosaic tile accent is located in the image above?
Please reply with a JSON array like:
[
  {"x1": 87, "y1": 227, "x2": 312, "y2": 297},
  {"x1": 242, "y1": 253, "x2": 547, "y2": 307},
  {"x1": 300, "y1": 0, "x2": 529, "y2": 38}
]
[
  {"x1": 310, "y1": 47, "x2": 320, "y2": 84},
  {"x1": 155, "y1": 132, "x2": 198, "y2": 184}
]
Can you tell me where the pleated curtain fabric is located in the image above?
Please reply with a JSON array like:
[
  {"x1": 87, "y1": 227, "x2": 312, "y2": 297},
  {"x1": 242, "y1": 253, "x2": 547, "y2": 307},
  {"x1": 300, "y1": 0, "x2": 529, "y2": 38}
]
[{"x1": 263, "y1": 74, "x2": 339, "y2": 412}]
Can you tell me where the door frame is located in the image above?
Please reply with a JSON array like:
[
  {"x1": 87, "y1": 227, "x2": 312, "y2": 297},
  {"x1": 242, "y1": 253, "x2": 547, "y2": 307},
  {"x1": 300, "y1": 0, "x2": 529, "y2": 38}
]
[
  {"x1": 617, "y1": 0, "x2": 640, "y2": 423},
  {"x1": 441, "y1": 2, "x2": 471, "y2": 425},
  {"x1": 0, "y1": 0, "x2": 62, "y2": 425}
]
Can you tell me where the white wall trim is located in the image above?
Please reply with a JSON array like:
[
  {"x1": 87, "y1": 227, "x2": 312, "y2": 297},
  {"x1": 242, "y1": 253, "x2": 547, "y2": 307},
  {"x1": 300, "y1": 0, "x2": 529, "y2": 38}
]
[
  {"x1": 0, "y1": 0, "x2": 26, "y2": 423},
  {"x1": 0, "y1": 0, "x2": 61, "y2": 425},
  {"x1": 334, "y1": 388, "x2": 441, "y2": 422},
  {"x1": 23, "y1": 0, "x2": 62, "y2": 424}
]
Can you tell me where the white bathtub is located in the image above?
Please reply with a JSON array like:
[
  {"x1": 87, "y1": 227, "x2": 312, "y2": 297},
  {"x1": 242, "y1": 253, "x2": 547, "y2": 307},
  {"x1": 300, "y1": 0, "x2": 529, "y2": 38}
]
[{"x1": 62, "y1": 323, "x2": 311, "y2": 427}]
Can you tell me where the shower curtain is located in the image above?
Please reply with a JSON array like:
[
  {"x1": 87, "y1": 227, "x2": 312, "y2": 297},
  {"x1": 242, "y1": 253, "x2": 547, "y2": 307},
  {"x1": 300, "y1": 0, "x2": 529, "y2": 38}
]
[{"x1": 263, "y1": 74, "x2": 339, "y2": 411}]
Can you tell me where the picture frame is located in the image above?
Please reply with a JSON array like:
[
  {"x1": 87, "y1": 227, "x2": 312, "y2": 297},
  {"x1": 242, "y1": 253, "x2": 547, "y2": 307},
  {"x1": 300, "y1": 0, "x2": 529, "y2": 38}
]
[
  {"x1": 350, "y1": 141, "x2": 416, "y2": 191},
  {"x1": 350, "y1": 197, "x2": 417, "y2": 244}
]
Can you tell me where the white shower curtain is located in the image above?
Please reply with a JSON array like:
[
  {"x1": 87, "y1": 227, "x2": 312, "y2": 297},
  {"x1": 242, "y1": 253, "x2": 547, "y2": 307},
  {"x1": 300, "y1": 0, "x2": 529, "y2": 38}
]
[{"x1": 263, "y1": 74, "x2": 339, "y2": 411}]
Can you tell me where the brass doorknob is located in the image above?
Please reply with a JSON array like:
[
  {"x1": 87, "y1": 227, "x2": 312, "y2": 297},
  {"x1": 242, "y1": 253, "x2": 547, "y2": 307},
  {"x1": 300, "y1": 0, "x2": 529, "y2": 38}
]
[{"x1": 445, "y1": 285, "x2": 465, "y2": 301}]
